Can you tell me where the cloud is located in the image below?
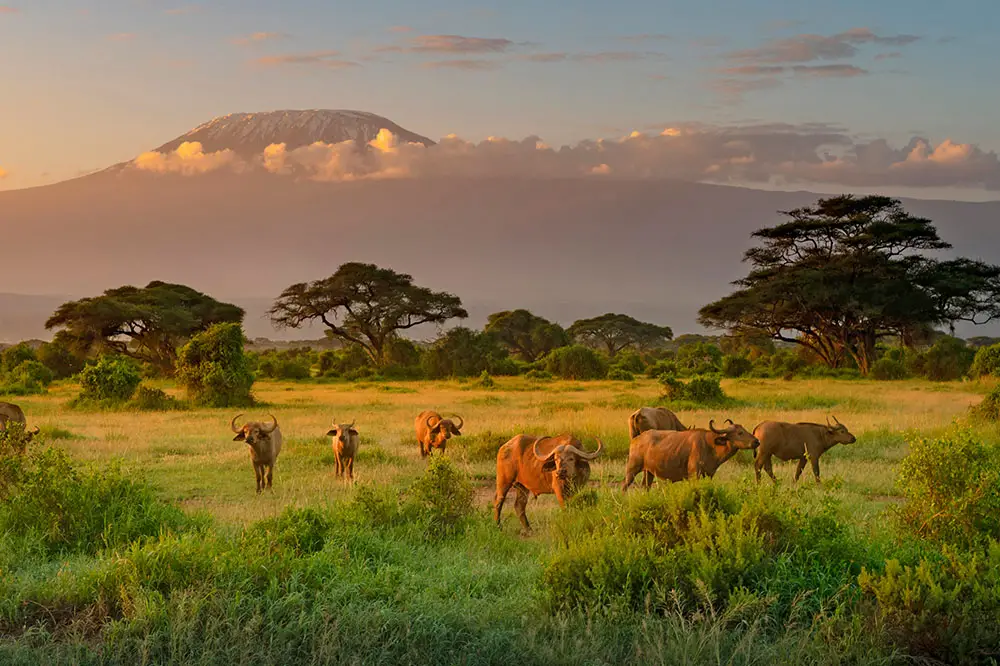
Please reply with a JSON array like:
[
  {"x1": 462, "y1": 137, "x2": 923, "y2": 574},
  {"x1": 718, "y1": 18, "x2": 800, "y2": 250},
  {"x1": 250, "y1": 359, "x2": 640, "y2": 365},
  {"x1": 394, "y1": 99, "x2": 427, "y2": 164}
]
[
  {"x1": 0, "y1": 6, "x2": 18, "y2": 14},
  {"x1": 521, "y1": 50, "x2": 663, "y2": 63},
  {"x1": 380, "y1": 34, "x2": 514, "y2": 54},
  {"x1": 133, "y1": 141, "x2": 239, "y2": 175},
  {"x1": 618, "y1": 33, "x2": 669, "y2": 42},
  {"x1": 253, "y1": 50, "x2": 359, "y2": 69},
  {"x1": 874, "y1": 51, "x2": 902, "y2": 60},
  {"x1": 132, "y1": 126, "x2": 1000, "y2": 192},
  {"x1": 791, "y1": 64, "x2": 867, "y2": 77},
  {"x1": 107, "y1": 32, "x2": 137, "y2": 42},
  {"x1": 232, "y1": 31, "x2": 288, "y2": 46},
  {"x1": 728, "y1": 27, "x2": 919, "y2": 63},
  {"x1": 422, "y1": 59, "x2": 499, "y2": 70}
]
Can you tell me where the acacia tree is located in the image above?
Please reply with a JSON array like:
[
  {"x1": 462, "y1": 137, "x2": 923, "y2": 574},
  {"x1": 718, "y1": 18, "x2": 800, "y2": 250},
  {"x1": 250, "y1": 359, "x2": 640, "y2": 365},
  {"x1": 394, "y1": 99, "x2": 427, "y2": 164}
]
[
  {"x1": 568, "y1": 313, "x2": 673, "y2": 357},
  {"x1": 484, "y1": 309, "x2": 569, "y2": 362},
  {"x1": 45, "y1": 281, "x2": 244, "y2": 375},
  {"x1": 698, "y1": 195, "x2": 1000, "y2": 375},
  {"x1": 269, "y1": 263, "x2": 467, "y2": 366}
]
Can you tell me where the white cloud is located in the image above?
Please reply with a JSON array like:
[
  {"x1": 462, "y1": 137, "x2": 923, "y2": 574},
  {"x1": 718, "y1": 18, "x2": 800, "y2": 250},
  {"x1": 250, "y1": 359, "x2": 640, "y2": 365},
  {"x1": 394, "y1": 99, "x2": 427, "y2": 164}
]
[{"x1": 132, "y1": 127, "x2": 1000, "y2": 191}]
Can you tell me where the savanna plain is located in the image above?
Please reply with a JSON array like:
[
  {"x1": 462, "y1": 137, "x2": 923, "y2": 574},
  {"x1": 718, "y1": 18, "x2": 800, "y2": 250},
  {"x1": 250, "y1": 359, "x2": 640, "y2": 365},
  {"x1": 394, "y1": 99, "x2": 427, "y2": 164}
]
[{"x1": 2, "y1": 376, "x2": 999, "y2": 665}]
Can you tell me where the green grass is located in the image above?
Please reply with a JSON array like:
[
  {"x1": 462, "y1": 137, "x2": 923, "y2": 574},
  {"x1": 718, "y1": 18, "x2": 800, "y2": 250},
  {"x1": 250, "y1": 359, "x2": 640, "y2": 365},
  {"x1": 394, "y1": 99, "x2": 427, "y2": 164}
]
[{"x1": 0, "y1": 376, "x2": 995, "y2": 664}]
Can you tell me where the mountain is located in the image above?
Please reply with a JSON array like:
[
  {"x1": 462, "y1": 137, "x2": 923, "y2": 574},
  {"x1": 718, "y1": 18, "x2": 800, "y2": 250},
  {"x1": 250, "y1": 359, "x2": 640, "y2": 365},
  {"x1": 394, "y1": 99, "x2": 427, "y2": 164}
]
[
  {"x1": 1, "y1": 110, "x2": 998, "y2": 343},
  {"x1": 153, "y1": 110, "x2": 434, "y2": 158}
]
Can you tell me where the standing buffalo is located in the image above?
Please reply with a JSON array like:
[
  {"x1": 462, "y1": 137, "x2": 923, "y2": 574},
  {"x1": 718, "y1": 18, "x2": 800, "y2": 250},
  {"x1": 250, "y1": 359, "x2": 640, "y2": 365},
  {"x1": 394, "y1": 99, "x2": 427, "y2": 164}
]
[
  {"x1": 752, "y1": 417, "x2": 856, "y2": 484},
  {"x1": 326, "y1": 419, "x2": 359, "y2": 481},
  {"x1": 414, "y1": 410, "x2": 464, "y2": 458},
  {"x1": 230, "y1": 414, "x2": 283, "y2": 493},
  {"x1": 622, "y1": 420, "x2": 758, "y2": 491},
  {"x1": 628, "y1": 406, "x2": 687, "y2": 438},
  {"x1": 0, "y1": 401, "x2": 40, "y2": 443},
  {"x1": 494, "y1": 434, "x2": 603, "y2": 533}
]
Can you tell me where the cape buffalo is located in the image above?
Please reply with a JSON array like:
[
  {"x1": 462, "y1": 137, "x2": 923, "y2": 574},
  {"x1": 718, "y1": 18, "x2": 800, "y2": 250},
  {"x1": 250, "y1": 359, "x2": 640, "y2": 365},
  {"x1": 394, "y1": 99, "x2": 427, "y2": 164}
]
[
  {"x1": 621, "y1": 419, "x2": 758, "y2": 491},
  {"x1": 753, "y1": 416, "x2": 856, "y2": 484},
  {"x1": 415, "y1": 410, "x2": 464, "y2": 458},
  {"x1": 231, "y1": 414, "x2": 283, "y2": 493},
  {"x1": 326, "y1": 419, "x2": 359, "y2": 481},
  {"x1": 0, "y1": 401, "x2": 40, "y2": 443},
  {"x1": 494, "y1": 434, "x2": 603, "y2": 534},
  {"x1": 628, "y1": 406, "x2": 687, "y2": 439}
]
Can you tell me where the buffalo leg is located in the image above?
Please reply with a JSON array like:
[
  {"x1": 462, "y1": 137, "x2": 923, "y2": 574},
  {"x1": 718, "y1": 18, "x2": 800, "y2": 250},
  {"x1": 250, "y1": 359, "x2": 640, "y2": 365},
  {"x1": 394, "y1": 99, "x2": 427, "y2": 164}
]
[
  {"x1": 254, "y1": 464, "x2": 263, "y2": 494},
  {"x1": 621, "y1": 455, "x2": 645, "y2": 492},
  {"x1": 265, "y1": 464, "x2": 273, "y2": 490},
  {"x1": 642, "y1": 471, "x2": 654, "y2": 490},
  {"x1": 809, "y1": 456, "x2": 821, "y2": 484},
  {"x1": 494, "y1": 479, "x2": 515, "y2": 526},
  {"x1": 513, "y1": 486, "x2": 531, "y2": 534},
  {"x1": 334, "y1": 452, "x2": 342, "y2": 477},
  {"x1": 419, "y1": 442, "x2": 428, "y2": 458},
  {"x1": 793, "y1": 457, "x2": 807, "y2": 482},
  {"x1": 347, "y1": 457, "x2": 354, "y2": 481}
]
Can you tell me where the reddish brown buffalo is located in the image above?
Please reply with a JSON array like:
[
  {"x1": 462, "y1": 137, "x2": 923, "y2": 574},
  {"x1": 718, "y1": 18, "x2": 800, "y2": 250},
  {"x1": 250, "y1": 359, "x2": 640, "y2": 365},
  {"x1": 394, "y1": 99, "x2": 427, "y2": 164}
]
[
  {"x1": 622, "y1": 419, "x2": 758, "y2": 490},
  {"x1": 752, "y1": 417, "x2": 856, "y2": 484},
  {"x1": 326, "y1": 419, "x2": 359, "y2": 481},
  {"x1": 231, "y1": 414, "x2": 283, "y2": 493},
  {"x1": 494, "y1": 434, "x2": 602, "y2": 533},
  {"x1": 414, "y1": 410, "x2": 464, "y2": 458}
]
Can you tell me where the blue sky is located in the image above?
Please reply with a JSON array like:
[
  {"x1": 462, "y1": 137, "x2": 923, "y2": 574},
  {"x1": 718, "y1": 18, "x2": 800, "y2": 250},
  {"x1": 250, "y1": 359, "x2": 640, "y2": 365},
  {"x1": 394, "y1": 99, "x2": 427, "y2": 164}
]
[{"x1": 1, "y1": 0, "x2": 998, "y2": 193}]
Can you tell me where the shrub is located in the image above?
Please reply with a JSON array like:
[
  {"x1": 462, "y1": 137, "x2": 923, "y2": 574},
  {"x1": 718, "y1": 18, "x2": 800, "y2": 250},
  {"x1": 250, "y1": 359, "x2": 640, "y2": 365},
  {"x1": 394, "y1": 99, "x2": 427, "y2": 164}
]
[
  {"x1": 859, "y1": 546, "x2": 1000, "y2": 664},
  {"x1": 970, "y1": 342, "x2": 1000, "y2": 378},
  {"x1": 244, "y1": 506, "x2": 332, "y2": 556},
  {"x1": 658, "y1": 374, "x2": 729, "y2": 405},
  {"x1": 478, "y1": 370, "x2": 495, "y2": 388},
  {"x1": 422, "y1": 328, "x2": 514, "y2": 379},
  {"x1": 544, "y1": 345, "x2": 608, "y2": 380},
  {"x1": 676, "y1": 342, "x2": 723, "y2": 375},
  {"x1": 895, "y1": 429, "x2": 1000, "y2": 548},
  {"x1": 1, "y1": 342, "x2": 37, "y2": 374},
  {"x1": 646, "y1": 359, "x2": 678, "y2": 379},
  {"x1": 607, "y1": 367, "x2": 635, "y2": 381},
  {"x1": 36, "y1": 338, "x2": 84, "y2": 379},
  {"x1": 130, "y1": 385, "x2": 185, "y2": 411},
  {"x1": 871, "y1": 357, "x2": 908, "y2": 381},
  {"x1": 405, "y1": 455, "x2": 474, "y2": 539},
  {"x1": 614, "y1": 350, "x2": 645, "y2": 373},
  {"x1": 0, "y1": 360, "x2": 55, "y2": 396},
  {"x1": 176, "y1": 323, "x2": 254, "y2": 407},
  {"x1": 907, "y1": 336, "x2": 975, "y2": 381},
  {"x1": 970, "y1": 385, "x2": 1000, "y2": 422},
  {"x1": 525, "y1": 368, "x2": 553, "y2": 381},
  {"x1": 721, "y1": 354, "x2": 753, "y2": 378},
  {"x1": 78, "y1": 356, "x2": 141, "y2": 403}
]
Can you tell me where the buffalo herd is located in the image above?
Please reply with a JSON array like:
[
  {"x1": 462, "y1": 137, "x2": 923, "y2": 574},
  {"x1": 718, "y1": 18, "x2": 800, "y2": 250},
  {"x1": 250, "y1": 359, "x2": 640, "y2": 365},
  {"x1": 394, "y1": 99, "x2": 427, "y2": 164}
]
[{"x1": 2, "y1": 398, "x2": 857, "y2": 530}]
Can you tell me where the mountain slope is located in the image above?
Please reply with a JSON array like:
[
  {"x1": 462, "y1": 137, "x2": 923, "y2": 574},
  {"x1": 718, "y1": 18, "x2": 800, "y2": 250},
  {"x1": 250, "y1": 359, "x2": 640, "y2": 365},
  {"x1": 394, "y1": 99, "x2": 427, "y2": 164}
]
[{"x1": 153, "y1": 110, "x2": 435, "y2": 157}]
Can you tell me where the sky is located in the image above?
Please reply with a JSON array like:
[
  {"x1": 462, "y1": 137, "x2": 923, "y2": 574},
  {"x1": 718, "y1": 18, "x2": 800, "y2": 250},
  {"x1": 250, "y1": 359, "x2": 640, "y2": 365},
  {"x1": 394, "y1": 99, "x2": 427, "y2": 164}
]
[{"x1": 1, "y1": 0, "x2": 999, "y2": 197}]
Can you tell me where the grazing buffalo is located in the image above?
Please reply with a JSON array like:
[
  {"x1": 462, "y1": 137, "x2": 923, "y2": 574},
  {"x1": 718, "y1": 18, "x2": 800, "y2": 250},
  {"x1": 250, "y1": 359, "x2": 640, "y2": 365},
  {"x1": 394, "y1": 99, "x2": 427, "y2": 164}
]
[
  {"x1": 414, "y1": 410, "x2": 464, "y2": 458},
  {"x1": 0, "y1": 401, "x2": 40, "y2": 443},
  {"x1": 628, "y1": 406, "x2": 687, "y2": 438},
  {"x1": 622, "y1": 420, "x2": 758, "y2": 491},
  {"x1": 230, "y1": 414, "x2": 283, "y2": 493},
  {"x1": 752, "y1": 416, "x2": 856, "y2": 484},
  {"x1": 494, "y1": 434, "x2": 603, "y2": 534},
  {"x1": 327, "y1": 419, "x2": 359, "y2": 481}
]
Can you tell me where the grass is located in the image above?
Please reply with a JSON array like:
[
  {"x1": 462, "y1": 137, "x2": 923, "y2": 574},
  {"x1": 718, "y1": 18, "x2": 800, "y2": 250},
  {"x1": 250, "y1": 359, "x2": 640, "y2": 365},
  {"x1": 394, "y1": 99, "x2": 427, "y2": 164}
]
[{"x1": 1, "y1": 376, "x2": 996, "y2": 664}]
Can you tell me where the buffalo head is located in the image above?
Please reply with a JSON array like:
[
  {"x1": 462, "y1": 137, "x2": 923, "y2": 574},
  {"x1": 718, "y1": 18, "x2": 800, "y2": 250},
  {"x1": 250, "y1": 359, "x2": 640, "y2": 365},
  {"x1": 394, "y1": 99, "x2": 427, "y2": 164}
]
[
  {"x1": 231, "y1": 414, "x2": 279, "y2": 447},
  {"x1": 327, "y1": 419, "x2": 358, "y2": 444},
  {"x1": 826, "y1": 415, "x2": 856, "y2": 444},
  {"x1": 709, "y1": 419, "x2": 760, "y2": 450},
  {"x1": 533, "y1": 436, "x2": 603, "y2": 504},
  {"x1": 429, "y1": 414, "x2": 463, "y2": 448}
]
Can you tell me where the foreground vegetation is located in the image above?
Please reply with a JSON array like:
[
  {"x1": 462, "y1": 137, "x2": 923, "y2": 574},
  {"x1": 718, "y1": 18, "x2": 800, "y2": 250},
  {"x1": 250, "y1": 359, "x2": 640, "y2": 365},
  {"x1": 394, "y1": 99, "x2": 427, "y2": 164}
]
[{"x1": 2, "y1": 376, "x2": 1000, "y2": 664}]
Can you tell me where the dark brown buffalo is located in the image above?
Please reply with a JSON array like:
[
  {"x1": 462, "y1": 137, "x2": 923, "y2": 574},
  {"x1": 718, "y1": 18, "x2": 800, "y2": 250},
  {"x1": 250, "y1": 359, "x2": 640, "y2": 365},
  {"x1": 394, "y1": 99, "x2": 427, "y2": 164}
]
[
  {"x1": 628, "y1": 406, "x2": 687, "y2": 438},
  {"x1": 0, "y1": 401, "x2": 40, "y2": 445},
  {"x1": 752, "y1": 416, "x2": 856, "y2": 483},
  {"x1": 494, "y1": 434, "x2": 602, "y2": 533},
  {"x1": 622, "y1": 420, "x2": 758, "y2": 490},
  {"x1": 230, "y1": 414, "x2": 283, "y2": 493},
  {"x1": 326, "y1": 419, "x2": 359, "y2": 481}
]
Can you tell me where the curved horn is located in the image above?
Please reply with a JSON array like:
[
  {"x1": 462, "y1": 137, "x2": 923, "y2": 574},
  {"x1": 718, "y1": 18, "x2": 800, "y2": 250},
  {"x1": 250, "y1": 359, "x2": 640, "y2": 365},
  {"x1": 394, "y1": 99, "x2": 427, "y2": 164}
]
[
  {"x1": 532, "y1": 436, "x2": 552, "y2": 461},
  {"x1": 29, "y1": 426, "x2": 40, "y2": 435},
  {"x1": 571, "y1": 437, "x2": 603, "y2": 460},
  {"x1": 709, "y1": 419, "x2": 725, "y2": 434},
  {"x1": 832, "y1": 415, "x2": 841, "y2": 426},
  {"x1": 725, "y1": 418, "x2": 734, "y2": 427},
  {"x1": 230, "y1": 414, "x2": 244, "y2": 433},
  {"x1": 262, "y1": 414, "x2": 278, "y2": 434},
  {"x1": 346, "y1": 419, "x2": 356, "y2": 430},
  {"x1": 450, "y1": 414, "x2": 464, "y2": 430}
]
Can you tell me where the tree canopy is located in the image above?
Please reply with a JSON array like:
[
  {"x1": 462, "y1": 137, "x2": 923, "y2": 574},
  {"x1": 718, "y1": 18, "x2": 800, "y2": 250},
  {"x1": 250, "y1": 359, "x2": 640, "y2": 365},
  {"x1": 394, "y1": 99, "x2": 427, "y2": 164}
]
[
  {"x1": 268, "y1": 263, "x2": 467, "y2": 365},
  {"x1": 484, "y1": 309, "x2": 569, "y2": 362},
  {"x1": 568, "y1": 313, "x2": 673, "y2": 356},
  {"x1": 698, "y1": 195, "x2": 1000, "y2": 375},
  {"x1": 45, "y1": 281, "x2": 244, "y2": 375}
]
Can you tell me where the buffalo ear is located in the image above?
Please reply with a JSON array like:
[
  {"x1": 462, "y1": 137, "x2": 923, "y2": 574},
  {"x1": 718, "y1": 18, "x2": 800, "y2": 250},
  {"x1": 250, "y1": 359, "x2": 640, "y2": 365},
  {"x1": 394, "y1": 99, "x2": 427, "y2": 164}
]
[
  {"x1": 541, "y1": 458, "x2": 557, "y2": 473},
  {"x1": 450, "y1": 424, "x2": 462, "y2": 436},
  {"x1": 233, "y1": 432, "x2": 246, "y2": 441},
  {"x1": 348, "y1": 428, "x2": 359, "y2": 436},
  {"x1": 326, "y1": 429, "x2": 337, "y2": 437}
]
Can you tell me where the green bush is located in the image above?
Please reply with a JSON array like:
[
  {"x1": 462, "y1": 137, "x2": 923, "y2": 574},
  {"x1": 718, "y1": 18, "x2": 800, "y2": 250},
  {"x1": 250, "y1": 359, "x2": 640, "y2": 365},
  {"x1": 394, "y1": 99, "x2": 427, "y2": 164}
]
[
  {"x1": 1, "y1": 343, "x2": 37, "y2": 374},
  {"x1": 970, "y1": 342, "x2": 1000, "y2": 378},
  {"x1": 0, "y1": 448, "x2": 192, "y2": 556},
  {"x1": 907, "y1": 336, "x2": 975, "y2": 381},
  {"x1": 78, "y1": 356, "x2": 141, "y2": 403},
  {"x1": 422, "y1": 328, "x2": 515, "y2": 379},
  {"x1": 658, "y1": 374, "x2": 729, "y2": 405},
  {"x1": 479, "y1": 370, "x2": 495, "y2": 388},
  {"x1": 646, "y1": 359, "x2": 678, "y2": 378},
  {"x1": 871, "y1": 357, "x2": 908, "y2": 381},
  {"x1": 525, "y1": 368, "x2": 553, "y2": 381},
  {"x1": 614, "y1": 350, "x2": 645, "y2": 373},
  {"x1": 544, "y1": 345, "x2": 608, "y2": 380},
  {"x1": 35, "y1": 338, "x2": 84, "y2": 379},
  {"x1": 895, "y1": 429, "x2": 1000, "y2": 548},
  {"x1": 859, "y1": 546, "x2": 1000, "y2": 665},
  {"x1": 243, "y1": 506, "x2": 332, "y2": 556},
  {"x1": 607, "y1": 367, "x2": 635, "y2": 381},
  {"x1": 406, "y1": 455, "x2": 475, "y2": 539},
  {"x1": 129, "y1": 385, "x2": 185, "y2": 411},
  {"x1": 970, "y1": 385, "x2": 1000, "y2": 422},
  {"x1": 676, "y1": 342, "x2": 723, "y2": 375},
  {"x1": 721, "y1": 354, "x2": 753, "y2": 378},
  {"x1": 0, "y1": 360, "x2": 55, "y2": 396},
  {"x1": 176, "y1": 323, "x2": 254, "y2": 407}
]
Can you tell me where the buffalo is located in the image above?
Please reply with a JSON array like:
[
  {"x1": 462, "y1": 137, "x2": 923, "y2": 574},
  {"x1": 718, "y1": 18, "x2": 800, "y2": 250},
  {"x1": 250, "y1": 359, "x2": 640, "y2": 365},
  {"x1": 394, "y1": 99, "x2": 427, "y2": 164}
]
[
  {"x1": 494, "y1": 434, "x2": 603, "y2": 533},
  {"x1": 622, "y1": 419, "x2": 758, "y2": 490},
  {"x1": 230, "y1": 414, "x2": 283, "y2": 493},
  {"x1": 414, "y1": 410, "x2": 464, "y2": 458},
  {"x1": 752, "y1": 416, "x2": 856, "y2": 484},
  {"x1": 0, "y1": 401, "x2": 40, "y2": 443},
  {"x1": 326, "y1": 419, "x2": 359, "y2": 481},
  {"x1": 628, "y1": 406, "x2": 687, "y2": 438}
]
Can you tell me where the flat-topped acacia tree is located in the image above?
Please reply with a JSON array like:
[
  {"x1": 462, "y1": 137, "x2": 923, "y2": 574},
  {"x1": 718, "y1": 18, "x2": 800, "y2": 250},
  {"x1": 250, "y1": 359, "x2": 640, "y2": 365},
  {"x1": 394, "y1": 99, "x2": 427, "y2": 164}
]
[
  {"x1": 45, "y1": 281, "x2": 245, "y2": 376},
  {"x1": 698, "y1": 195, "x2": 1000, "y2": 375},
  {"x1": 268, "y1": 263, "x2": 467, "y2": 366},
  {"x1": 568, "y1": 313, "x2": 673, "y2": 357}
]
